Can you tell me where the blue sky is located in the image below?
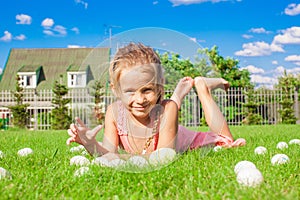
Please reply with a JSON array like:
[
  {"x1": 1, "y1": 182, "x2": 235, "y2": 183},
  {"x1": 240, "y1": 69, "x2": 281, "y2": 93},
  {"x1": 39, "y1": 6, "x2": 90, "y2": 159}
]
[{"x1": 1, "y1": 0, "x2": 300, "y2": 88}]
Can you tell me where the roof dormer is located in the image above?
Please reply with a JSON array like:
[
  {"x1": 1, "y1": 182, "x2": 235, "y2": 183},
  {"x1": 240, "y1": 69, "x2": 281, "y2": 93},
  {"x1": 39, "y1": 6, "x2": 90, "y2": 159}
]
[{"x1": 17, "y1": 65, "x2": 45, "y2": 89}]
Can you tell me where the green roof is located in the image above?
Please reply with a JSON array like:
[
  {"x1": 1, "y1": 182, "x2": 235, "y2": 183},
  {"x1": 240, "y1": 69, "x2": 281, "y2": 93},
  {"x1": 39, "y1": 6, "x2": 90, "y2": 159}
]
[
  {"x1": 18, "y1": 65, "x2": 42, "y2": 72},
  {"x1": 67, "y1": 64, "x2": 84, "y2": 72},
  {"x1": 0, "y1": 47, "x2": 110, "y2": 90}
]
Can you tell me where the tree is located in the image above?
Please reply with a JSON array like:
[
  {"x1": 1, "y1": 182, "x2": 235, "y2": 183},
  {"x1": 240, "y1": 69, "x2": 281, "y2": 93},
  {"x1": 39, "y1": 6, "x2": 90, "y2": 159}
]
[
  {"x1": 9, "y1": 75, "x2": 29, "y2": 128},
  {"x1": 276, "y1": 71, "x2": 297, "y2": 124},
  {"x1": 51, "y1": 75, "x2": 72, "y2": 129},
  {"x1": 160, "y1": 46, "x2": 252, "y2": 89},
  {"x1": 160, "y1": 53, "x2": 192, "y2": 94},
  {"x1": 242, "y1": 86, "x2": 263, "y2": 125},
  {"x1": 159, "y1": 51, "x2": 211, "y2": 94},
  {"x1": 200, "y1": 46, "x2": 252, "y2": 88},
  {"x1": 194, "y1": 50, "x2": 213, "y2": 77},
  {"x1": 90, "y1": 80, "x2": 106, "y2": 125}
]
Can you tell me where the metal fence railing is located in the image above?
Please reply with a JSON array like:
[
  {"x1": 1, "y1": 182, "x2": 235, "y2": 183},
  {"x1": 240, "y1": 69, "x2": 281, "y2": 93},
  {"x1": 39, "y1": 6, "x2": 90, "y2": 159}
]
[{"x1": 0, "y1": 88, "x2": 299, "y2": 130}]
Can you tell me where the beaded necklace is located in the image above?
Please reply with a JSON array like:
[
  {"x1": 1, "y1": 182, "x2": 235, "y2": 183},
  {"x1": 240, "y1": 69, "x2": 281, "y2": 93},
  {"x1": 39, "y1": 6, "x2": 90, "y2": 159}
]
[{"x1": 141, "y1": 108, "x2": 160, "y2": 155}]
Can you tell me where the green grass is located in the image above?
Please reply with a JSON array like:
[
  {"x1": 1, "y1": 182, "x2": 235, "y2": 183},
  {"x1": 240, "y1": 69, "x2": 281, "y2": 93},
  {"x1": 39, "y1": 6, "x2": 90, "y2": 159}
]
[{"x1": 0, "y1": 125, "x2": 299, "y2": 199}]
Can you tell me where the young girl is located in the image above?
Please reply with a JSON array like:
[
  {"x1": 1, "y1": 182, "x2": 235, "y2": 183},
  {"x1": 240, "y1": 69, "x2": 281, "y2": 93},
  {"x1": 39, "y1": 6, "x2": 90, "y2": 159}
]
[{"x1": 66, "y1": 43, "x2": 245, "y2": 158}]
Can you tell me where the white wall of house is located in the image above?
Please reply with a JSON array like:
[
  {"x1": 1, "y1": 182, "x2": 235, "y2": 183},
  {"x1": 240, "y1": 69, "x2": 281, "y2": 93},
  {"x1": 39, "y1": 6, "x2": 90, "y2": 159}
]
[
  {"x1": 67, "y1": 72, "x2": 87, "y2": 88},
  {"x1": 17, "y1": 72, "x2": 37, "y2": 89}
]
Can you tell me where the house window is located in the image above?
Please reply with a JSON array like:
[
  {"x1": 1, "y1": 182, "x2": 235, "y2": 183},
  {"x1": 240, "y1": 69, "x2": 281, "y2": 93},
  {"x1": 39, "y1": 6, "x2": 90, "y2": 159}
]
[
  {"x1": 68, "y1": 72, "x2": 86, "y2": 88},
  {"x1": 17, "y1": 73, "x2": 36, "y2": 88}
]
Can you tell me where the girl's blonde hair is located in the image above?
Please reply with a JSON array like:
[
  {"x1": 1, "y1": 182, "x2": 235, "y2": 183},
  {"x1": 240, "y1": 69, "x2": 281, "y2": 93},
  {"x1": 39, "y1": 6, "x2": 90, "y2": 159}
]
[{"x1": 109, "y1": 43, "x2": 164, "y2": 103}]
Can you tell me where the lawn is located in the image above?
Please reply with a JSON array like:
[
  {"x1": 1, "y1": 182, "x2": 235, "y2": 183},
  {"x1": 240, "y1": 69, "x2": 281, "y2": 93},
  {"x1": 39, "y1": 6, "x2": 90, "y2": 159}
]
[{"x1": 0, "y1": 125, "x2": 299, "y2": 199}]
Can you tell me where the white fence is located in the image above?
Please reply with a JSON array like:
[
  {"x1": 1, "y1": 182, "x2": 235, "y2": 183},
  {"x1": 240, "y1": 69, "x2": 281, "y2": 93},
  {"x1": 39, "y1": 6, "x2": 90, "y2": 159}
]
[{"x1": 0, "y1": 88, "x2": 299, "y2": 130}]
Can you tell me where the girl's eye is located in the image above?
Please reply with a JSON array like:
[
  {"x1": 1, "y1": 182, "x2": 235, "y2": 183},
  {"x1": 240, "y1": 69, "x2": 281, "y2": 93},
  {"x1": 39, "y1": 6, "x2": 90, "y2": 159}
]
[
  {"x1": 142, "y1": 88, "x2": 154, "y2": 93},
  {"x1": 125, "y1": 91, "x2": 134, "y2": 95}
]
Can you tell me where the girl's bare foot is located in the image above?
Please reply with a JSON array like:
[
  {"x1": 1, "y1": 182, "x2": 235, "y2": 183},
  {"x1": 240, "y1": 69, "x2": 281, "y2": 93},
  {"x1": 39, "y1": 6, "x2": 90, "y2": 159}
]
[
  {"x1": 194, "y1": 77, "x2": 229, "y2": 92},
  {"x1": 171, "y1": 77, "x2": 194, "y2": 108}
]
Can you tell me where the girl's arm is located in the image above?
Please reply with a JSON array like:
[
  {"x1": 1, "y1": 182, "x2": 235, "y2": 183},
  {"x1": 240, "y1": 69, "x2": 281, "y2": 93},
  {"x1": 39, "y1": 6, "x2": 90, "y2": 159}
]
[
  {"x1": 101, "y1": 104, "x2": 120, "y2": 153},
  {"x1": 156, "y1": 100, "x2": 178, "y2": 150}
]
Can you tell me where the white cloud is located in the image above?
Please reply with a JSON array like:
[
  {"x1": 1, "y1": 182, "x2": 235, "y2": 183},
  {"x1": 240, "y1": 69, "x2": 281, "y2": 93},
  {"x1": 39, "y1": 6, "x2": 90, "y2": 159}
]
[
  {"x1": 235, "y1": 41, "x2": 284, "y2": 57},
  {"x1": 242, "y1": 34, "x2": 253, "y2": 39},
  {"x1": 160, "y1": 42, "x2": 168, "y2": 48},
  {"x1": 273, "y1": 65, "x2": 300, "y2": 75},
  {"x1": 0, "y1": 31, "x2": 12, "y2": 42},
  {"x1": 16, "y1": 14, "x2": 32, "y2": 25},
  {"x1": 41, "y1": 18, "x2": 67, "y2": 37},
  {"x1": 0, "y1": 31, "x2": 26, "y2": 42},
  {"x1": 272, "y1": 60, "x2": 278, "y2": 65},
  {"x1": 284, "y1": 3, "x2": 300, "y2": 16},
  {"x1": 251, "y1": 65, "x2": 300, "y2": 88},
  {"x1": 53, "y1": 25, "x2": 67, "y2": 36},
  {"x1": 0, "y1": 68, "x2": 2, "y2": 74},
  {"x1": 274, "y1": 66, "x2": 285, "y2": 74},
  {"x1": 43, "y1": 29, "x2": 54, "y2": 36},
  {"x1": 285, "y1": 55, "x2": 300, "y2": 66},
  {"x1": 14, "y1": 34, "x2": 26, "y2": 41},
  {"x1": 71, "y1": 27, "x2": 80, "y2": 34},
  {"x1": 197, "y1": 39, "x2": 206, "y2": 43},
  {"x1": 285, "y1": 55, "x2": 300, "y2": 62},
  {"x1": 250, "y1": 74, "x2": 277, "y2": 85},
  {"x1": 168, "y1": 0, "x2": 233, "y2": 6},
  {"x1": 41, "y1": 18, "x2": 54, "y2": 28},
  {"x1": 249, "y1": 27, "x2": 271, "y2": 34},
  {"x1": 273, "y1": 26, "x2": 300, "y2": 45},
  {"x1": 288, "y1": 67, "x2": 300, "y2": 72},
  {"x1": 75, "y1": 0, "x2": 88, "y2": 9},
  {"x1": 68, "y1": 45, "x2": 86, "y2": 48},
  {"x1": 189, "y1": 37, "x2": 197, "y2": 43},
  {"x1": 241, "y1": 65, "x2": 265, "y2": 74},
  {"x1": 43, "y1": 26, "x2": 67, "y2": 37}
]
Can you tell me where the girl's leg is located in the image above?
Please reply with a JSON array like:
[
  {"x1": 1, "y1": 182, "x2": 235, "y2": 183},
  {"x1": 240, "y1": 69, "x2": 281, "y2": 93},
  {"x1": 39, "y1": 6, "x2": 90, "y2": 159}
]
[
  {"x1": 171, "y1": 77, "x2": 194, "y2": 108},
  {"x1": 194, "y1": 77, "x2": 233, "y2": 139}
]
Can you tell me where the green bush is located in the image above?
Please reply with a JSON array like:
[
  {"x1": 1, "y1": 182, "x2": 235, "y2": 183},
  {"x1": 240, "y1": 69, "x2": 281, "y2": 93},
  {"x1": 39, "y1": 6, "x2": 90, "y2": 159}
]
[
  {"x1": 51, "y1": 76, "x2": 72, "y2": 130},
  {"x1": 8, "y1": 75, "x2": 29, "y2": 129}
]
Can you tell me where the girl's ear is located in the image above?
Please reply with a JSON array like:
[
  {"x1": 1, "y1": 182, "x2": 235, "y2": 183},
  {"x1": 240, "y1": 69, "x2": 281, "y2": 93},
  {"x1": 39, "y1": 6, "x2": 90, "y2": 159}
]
[
  {"x1": 161, "y1": 77, "x2": 165, "y2": 85},
  {"x1": 110, "y1": 83, "x2": 118, "y2": 97}
]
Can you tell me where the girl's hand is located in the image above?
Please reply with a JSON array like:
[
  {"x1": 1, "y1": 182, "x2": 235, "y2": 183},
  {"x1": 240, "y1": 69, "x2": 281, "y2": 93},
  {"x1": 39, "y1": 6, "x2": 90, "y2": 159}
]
[{"x1": 67, "y1": 117, "x2": 103, "y2": 146}]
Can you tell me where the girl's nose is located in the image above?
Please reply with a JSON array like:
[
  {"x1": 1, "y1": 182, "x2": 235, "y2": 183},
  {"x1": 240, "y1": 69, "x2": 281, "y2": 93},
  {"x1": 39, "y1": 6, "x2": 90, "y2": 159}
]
[{"x1": 135, "y1": 92, "x2": 146, "y2": 103}]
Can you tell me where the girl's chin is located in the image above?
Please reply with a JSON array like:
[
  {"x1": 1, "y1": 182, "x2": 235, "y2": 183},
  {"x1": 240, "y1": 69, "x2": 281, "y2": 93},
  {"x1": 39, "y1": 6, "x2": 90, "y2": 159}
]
[
  {"x1": 131, "y1": 110, "x2": 150, "y2": 119},
  {"x1": 131, "y1": 106, "x2": 150, "y2": 113},
  {"x1": 132, "y1": 111, "x2": 148, "y2": 117}
]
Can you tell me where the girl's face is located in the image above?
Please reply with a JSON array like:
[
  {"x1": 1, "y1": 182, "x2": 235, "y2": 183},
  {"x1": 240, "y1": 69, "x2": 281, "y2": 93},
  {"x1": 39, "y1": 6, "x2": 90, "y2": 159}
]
[{"x1": 118, "y1": 66, "x2": 160, "y2": 123}]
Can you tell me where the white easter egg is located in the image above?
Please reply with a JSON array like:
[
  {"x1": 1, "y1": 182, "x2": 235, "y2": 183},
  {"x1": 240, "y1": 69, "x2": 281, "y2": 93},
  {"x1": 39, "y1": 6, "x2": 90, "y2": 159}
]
[
  {"x1": 0, "y1": 150, "x2": 5, "y2": 159},
  {"x1": 70, "y1": 155, "x2": 90, "y2": 166},
  {"x1": 276, "y1": 142, "x2": 288, "y2": 150},
  {"x1": 236, "y1": 168, "x2": 263, "y2": 187},
  {"x1": 271, "y1": 154, "x2": 289, "y2": 165},
  {"x1": 108, "y1": 158, "x2": 126, "y2": 168},
  {"x1": 234, "y1": 160, "x2": 257, "y2": 175},
  {"x1": 127, "y1": 156, "x2": 149, "y2": 168},
  {"x1": 149, "y1": 148, "x2": 176, "y2": 166},
  {"x1": 74, "y1": 167, "x2": 90, "y2": 177},
  {"x1": 213, "y1": 146, "x2": 223, "y2": 152},
  {"x1": 288, "y1": 139, "x2": 300, "y2": 145},
  {"x1": 91, "y1": 156, "x2": 110, "y2": 167},
  {"x1": 254, "y1": 146, "x2": 267, "y2": 155},
  {"x1": 0, "y1": 167, "x2": 12, "y2": 180},
  {"x1": 17, "y1": 148, "x2": 33, "y2": 157}
]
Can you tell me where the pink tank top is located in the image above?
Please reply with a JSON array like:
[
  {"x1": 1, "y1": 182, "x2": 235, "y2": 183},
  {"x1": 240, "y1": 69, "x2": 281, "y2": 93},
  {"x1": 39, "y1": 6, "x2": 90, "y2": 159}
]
[{"x1": 115, "y1": 101, "x2": 159, "y2": 154}]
